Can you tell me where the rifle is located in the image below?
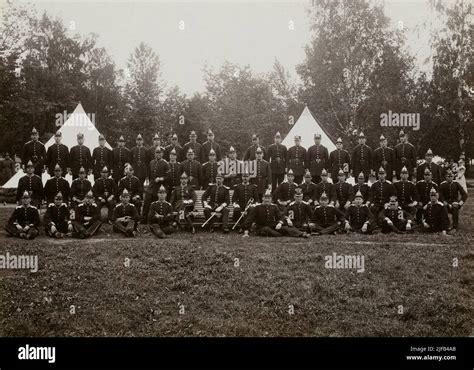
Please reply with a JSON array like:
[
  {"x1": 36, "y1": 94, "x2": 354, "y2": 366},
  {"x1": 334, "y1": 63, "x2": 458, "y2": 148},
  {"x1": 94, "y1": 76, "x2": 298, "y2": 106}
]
[
  {"x1": 232, "y1": 197, "x2": 254, "y2": 230},
  {"x1": 201, "y1": 212, "x2": 217, "y2": 228}
]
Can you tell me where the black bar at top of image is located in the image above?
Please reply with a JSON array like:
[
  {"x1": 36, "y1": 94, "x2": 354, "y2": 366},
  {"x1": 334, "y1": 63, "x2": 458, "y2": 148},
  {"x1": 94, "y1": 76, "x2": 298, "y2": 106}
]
[{"x1": 0, "y1": 337, "x2": 473, "y2": 369}]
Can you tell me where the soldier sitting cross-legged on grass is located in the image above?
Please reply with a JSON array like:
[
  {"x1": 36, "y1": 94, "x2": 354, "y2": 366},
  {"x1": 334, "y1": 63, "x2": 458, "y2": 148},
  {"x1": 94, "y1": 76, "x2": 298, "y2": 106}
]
[
  {"x1": 111, "y1": 189, "x2": 139, "y2": 237},
  {"x1": 379, "y1": 195, "x2": 414, "y2": 234},
  {"x1": 309, "y1": 192, "x2": 346, "y2": 235},
  {"x1": 148, "y1": 185, "x2": 177, "y2": 238},
  {"x1": 44, "y1": 192, "x2": 73, "y2": 238},
  {"x1": 5, "y1": 190, "x2": 40, "y2": 240},
  {"x1": 344, "y1": 190, "x2": 378, "y2": 234},
  {"x1": 202, "y1": 173, "x2": 230, "y2": 233},
  {"x1": 170, "y1": 172, "x2": 197, "y2": 234},
  {"x1": 72, "y1": 190, "x2": 102, "y2": 239}
]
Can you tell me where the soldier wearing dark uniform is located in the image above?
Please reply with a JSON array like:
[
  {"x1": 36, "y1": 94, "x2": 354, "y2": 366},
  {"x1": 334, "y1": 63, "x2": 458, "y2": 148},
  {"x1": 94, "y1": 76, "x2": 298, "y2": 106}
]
[
  {"x1": 167, "y1": 148, "x2": 183, "y2": 191},
  {"x1": 266, "y1": 131, "x2": 287, "y2": 190},
  {"x1": 5, "y1": 191, "x2": 40, "y2": 239},
  {"x1": 222, "y1": 146, "x2": 242, "y2": 188},
  {"x1": 92, "y1": 134, "x2": 113, "y2": 180},
  {"x1": 92, "y1": 166, "x2": 117, "y2": 220},
  {"x1": 345, "y1": 191, "x2": 377, "y2": 233},
  {"x1": 310, "y1": 192, "x2": 345, "y2": 235},
  {"x1": 22, "y1": 127, "x2": 46, "y2": 175},
  {"x1": 250, "y1": 146, "x2": 271, "y2": 202},
  {"x1": 148, "y1": 185, "x2": 177, "y2": 238},
  {"x1": 111, "y1": 189, "x2": 139, "y2": 237},
  {"x1": 201, "y1": 129, "x2": 222, "y2": 163},
  {"x1": 373, "y1": 134, "x2": 395, "y2": 181},
  {"x1": 17, "y1": 160, "x2": 44, "y2": 208},
  {"x1": 333, "y1": 169, "x2": 353, "y2": 211},
  {"x1": 164, "y1": 133, "x2": 184, "y2": 162},
  {"x1": 181, "y1": 148, "x2": 202, "y2": 189},
  {"x1": 70, "y1": 166, "x2": 92, "y2": 206},
  {"x1": 416, "y1": 148, "x2": 443, "y2": 184},
  {"x1": 202, "y1": 173, "x2": 230, "y2": 233},
  {"x1": 118, "y1": 165, "x2": 144, "y2": 213},
  {"x1": 131, "y1": 134, "x2": 148, "y2": 185},
  {"x1": 69, "y1": 132, "x2": 92, "y2": 179},
  {"x1": 421, "y1": 188, "x2": 449, "y2": 234},
  {"x1": 314, "y1": 169, "x2": 335, "y2": 206},
  {"x1": 231, "y1": 172, "x2": 258, "y2": 232},
  {"x1": 143, "y1": 147, "x2": 169, "y2": 222},
  {"x1": 72, "y1": 190, "x2": 102, "y2": 238},
  {"x1": 273, "y1": 169, "x2": 298, "y2": 214},
  {"x1": 369, "y1": 167, "x2": 396, "y2": 219},
  {"x1": 46, "y1": 130, "x2": 69, "y2": 176},
  {"x1": 286, "y1": 188, "x2": 312, "y2": 234},
  {"x1": 298, "y1": 170, "x2": 318, "y2": 205},
  {"x1": 379, "y1": 195, "x2": 414, "y2": 233},
  {"x1": 394, "y1": 166, "x2": 418, "y2": 218},
  {"x1": 202, "y1": 149, "x2": 219, "y2": 186},
  {"x1": 44, "y1": 163, "x2": 70, "y2": 204},
  {"x1": 306, "y1": 133, "x2": 329, "y2": 184},
  {"x1": 170, "y1": 172, "x2": 196, "y2": 233},
  {"x1": 415, "y1": 168, "x2": 439, "y2": 223},
  {"x1": 244, "y1": 134, "x2": 266, "y2": 161},
  {"x1": 112, "y1": 135, "x2": 131, "y2": 183},
  {"x1": 146, "y1": 133, "x2": 162, "y2": 166},
  {"x1": 394, "y1": 130, "x2": 417, "y2": 180},
  {"x1": 352, "y1": 132, "x2": 373, "y2": 182},
  {"x1": 286, "y1": 135, "x2": 306, "y2": 184},
  {"x1": 329, "y1": 137, "x2": 351, "y2": 181},
  {"x1": 44, "y1": 192, "x2": 72, "y2": 238},
  {"x1": 439, "y1": 169, "x2": 468, "y2": 230},
  {"x1": 352, "y1": 172, "x2": 370, "y2": 204},
  {"x1": 183, "y1": 130, "x2": 202, "y2": 163}
]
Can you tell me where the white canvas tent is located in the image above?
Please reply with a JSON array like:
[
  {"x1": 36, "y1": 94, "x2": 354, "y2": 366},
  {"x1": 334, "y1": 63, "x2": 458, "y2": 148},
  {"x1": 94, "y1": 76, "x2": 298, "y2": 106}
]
[{"x1": 2, "y1": 103, "x2": 111, "y2": 188}]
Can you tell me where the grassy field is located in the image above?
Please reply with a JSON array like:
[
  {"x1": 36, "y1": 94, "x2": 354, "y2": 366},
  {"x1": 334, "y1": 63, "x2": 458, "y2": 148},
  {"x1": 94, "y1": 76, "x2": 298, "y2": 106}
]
[{"x1": 0, "y1": 191, "x2": 473, "y2": 337}]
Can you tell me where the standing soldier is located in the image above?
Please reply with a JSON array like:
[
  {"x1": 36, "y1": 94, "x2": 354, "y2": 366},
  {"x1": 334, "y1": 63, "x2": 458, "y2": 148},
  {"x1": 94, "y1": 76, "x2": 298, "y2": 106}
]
[
  {"x1": 244, "y1": 134, "x2": 266, "y2": 161},
  {"x1": 70, "y1": 166, "x2": 92, "y2": 206},
  {"x1": 22, "y1": 127, "x2": 46, "y2": 175},
  {"x1": 72, "y1": 190, "x2": 102, "y2": 238},
  {"x1": 201, "y1": 129, "x2": 222, "y2": 163},
  {"x1": 307, "y1": 133, "x2": 329, "y2": 184},
  {"x1": 352, "y1": 172, "x2": 370, "y2": 204},
  {"x1": 5, "y1": 191, "x2": 40, "y2": 239},
  {"x1": 394, "y1": 166, "x2": 418, "y2": 218},
  {"x1": 148, "y1": 185, "x2": 177, "y2": 238},
  {"x1": 69, "y1": 133, "x2": 92, "y2": 180},
  {"x1": 286, "y1": 135, "x2": 306, "y2": 184},
  {"x1": 118, "y1": 165, "x2": 144, "y2": 213},
  {"x1": 164, "y1": 133, "x2": 184, "y2": 162},
  {"x1": 415, "y1": 168, "x2": 439, "y2": 223},
  {"x1": 314, "y1": 169, "x2": 336, "y2": 206},
  {"x1": 183, "y1": 130, "x2": 202, "y2": 163},
  {"x1": 286, "y1": 188, "x2": 312, "y2": 234},
  {"x1": 112, "y1": 135, "x2": 131, "y2": 183},
  {"x1": 309, "y1": 192, "x2": 345, "y2": 235},
  {"x1": 143, "y1": 147, "x2": 169, "y2": 222},
  {"x1": 298, "y1": 170, "x2": 318, "y2": 206},
  {"x1": 231, "y1": 171, "x2": 258, "y2": 232},
  {"x1": 46, "y1": 130, "x2": 69, "y2": 176},
  {"x1": 416, "y1": 148, "x2": 443, "y2": 184},
  {"x1": 345, "y1": 191, "x2": 377, "y2": 234},
  {"x1": 394, "y1": 130, "x2": 417, "y2": 180},
  {"x1": 17, "y1": 160, "x2": 43, "y2": 208},
  {"x1": 111, "y1": 189, "x2": 139, "y2": 237},
  {"x1": 368, "y1": 167, "x2": 396, "y2": 219},
  {"x1": 273, "y1": 169, "x2": 298, "y2": 214},
  {"x1": 329, "y1": 138, "x2": 351, "y2": 181},
  {"x1": 379, "y1": 195, "x2": 414, "y2": 234},
  {"x1": 170, "y1": 172, "x2": 197, "y2": 233},
  {"x1": 333, "y1": 169, "x2": 353, "y2": 211},
  {"x1": 373, "y1": 134, "x2": 395, "y2": 181},
  {"x1": 92, "y1": 134, "x2": 113, "y2": 180},
  {"x1": 222, "y1": 146, "x2": 242, "y2": 188},
  {"x1": 266, "y1": 131, "x2": 287, "y2": 190},
  {"x1": 202, "y1": 149, "x2": 219, "y2": 187},
  {"x1": 250, "y1": 146, "x2": 271, "y2": 202},
  {"x1": 181, "y1": 148, "x2": 202, "y2": 189},
  {"x1": 44, "y1": 163, "x2": 70, "y2": 204},
  {"x1": 131, "y1": 134, "x2": 148, "y2": 185},
  {"x1": 439, "y1": 169, "x2": 468, "y2": 231},
  {"x1": 44, "y1": 192, "x2": 73, "y2": 238},
  {"x1": 352, "y1": 131, "x2": 373, "y2": 182},
  {"x1": 92, "y1": 166, "x2": 117, "y2": 220},
  {"x1": 168, "y1": 148, "x2": 183, "y2": 191},
  {"x1": 202, "y1": 173, "x2": 230, "y2": 233},
  {"x1": 147, "y1": 133, "x2": 162, "y2": 166},
  {"x1": 422, "y1": 188, "x2": 449, "y2": 234}
]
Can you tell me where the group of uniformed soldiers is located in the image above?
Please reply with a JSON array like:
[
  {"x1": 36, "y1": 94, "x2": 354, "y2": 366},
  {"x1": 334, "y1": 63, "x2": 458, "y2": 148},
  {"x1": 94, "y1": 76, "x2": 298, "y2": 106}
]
[{"x1": 4, "y1": 127, "x2": 467, "y2": 240}]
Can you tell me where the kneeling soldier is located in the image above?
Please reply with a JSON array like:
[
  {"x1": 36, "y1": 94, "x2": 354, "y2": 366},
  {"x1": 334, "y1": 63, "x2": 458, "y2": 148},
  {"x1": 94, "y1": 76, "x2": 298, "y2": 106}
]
[
  {"x1": 148, "y1": 185, "x2": 177, "y2": 238},
  {"x1": 345, "y1": 190, "x2": 377, "y2": 233},
  {"x1": 310, "y1": 192, "x2": 345, "y2": 235},
  {"x1": 285, "y1": 188, "x2": 311, "y2": 235},
  {"x1": 72, "y1": 190, "x2": 102, "y2": 238},
  {"x1": 111, "y1": 189, "x2": 139, "y2": 237},
  {"x1": 170, "y1": 172, "x2": 197, "y2": 233},
  {"x1": 5, "y1": 191, "x2": 40, "y2": 239},
  {"x1": 231, "y1": 171, "x2": 259, "y2": 232},
  {"x1": 422, "y1": 187, "x2": 449, "y2": 235},
  {"x1": 92, "y1": 166, "x2": 117, "y2": 220},
  {"x1": 380, "y1": 195, "x2": 413, "y2": 234},
  {"x1": 202, "y1": 173, "x2": 230, "y2": 233},
  {"x1": 44, "y1": 192, "x2": 72, "y2": 238}
]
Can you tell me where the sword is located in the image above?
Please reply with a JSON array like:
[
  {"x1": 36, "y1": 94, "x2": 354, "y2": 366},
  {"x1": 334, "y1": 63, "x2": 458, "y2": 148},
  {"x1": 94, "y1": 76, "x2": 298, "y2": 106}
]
[
  {"x1": 201, "y1": 212, "x2": 217, "y2": 228},
  {"x1": 232, "y1": 197, "x2": 254, "y2": 230}
]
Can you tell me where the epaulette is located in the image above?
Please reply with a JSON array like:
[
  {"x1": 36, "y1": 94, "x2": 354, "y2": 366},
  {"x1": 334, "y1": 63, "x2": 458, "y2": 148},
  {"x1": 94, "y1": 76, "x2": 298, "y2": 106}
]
[
  {"x1": 165, "y1": 201, "x2": 172, "y2": 206},
  {"x1": 114, "y1": 203, "x2": 122, "y2": 208},
  {"x1": 48, "y1": 203, "x2": 55, "y2": 207},
  {"x1": 15, "y1": 205, "x2": 22, "y2": 209},
  {"x1": 437, "y1": 201, "x2": 444, "y2": 206},
  {"x1": 223, "y1": 185, "x2": 229, "y2": 190},
  {"x1": 386, "y1": 180, "x2": 392, "y2": 184},
  {"x1": 440, "y1": 181, "x2": 448, "y2": 185},
  {"x1": 61, "y1": 203, "x2": 68, "y2": 207},
  {"x1": 203, "y1": 161, "x2": 209, "y2": 166},
  {"x1": 289, "y1": 201, "x2": 295, "y2": 206},
  {"x1": 78, "y1": 203, "x2": 84, "y2": 207},
  {"x1": 29, "y1": 205, "x2": 37, "y2": 209},
  {"x1": 315, "y1": 205, "x2": 322, "y2": 209}
]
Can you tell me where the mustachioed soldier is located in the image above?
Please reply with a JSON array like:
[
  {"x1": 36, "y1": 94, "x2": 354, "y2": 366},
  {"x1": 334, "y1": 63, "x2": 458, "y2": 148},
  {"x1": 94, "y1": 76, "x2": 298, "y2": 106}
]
[
  {"x1": 394, "y1": 166, "x2": 418, "y2": 218},
  {"x1": 143, "y1": 146, "x2": 169, "y2": 223},
  {"x1": 352, "y1": 171, "x2": 370, "y2": 205},
  {"x1": 352, "y1": 131, "x2": 373, "y2": 182},
  {"x1": 345, "y1": 190, "x2": 377, "y2": 234},
  {"x1": 202, "y1": 148, "x2": 219, "y2": 186},
  {"x1": 146, "y1": 133, "x2": 162, "y2": 165},
  {"x1": 170, "y1": 172, "x2": 197, "y2": 233},
  {"x1": 380, "y1": 195, "x2": 414, "y2": 234},
  {"x1": 373, "y1": 134, "x2": 395, "y2": 180},
  {"x1": 231, "y1": 171, "x2": 258, "y2": 232},
  {"x1": 244, "y1": 133, "x2": 266, "y2": 161},
  {"x1": 164, "y1": 133, "x2": 184, "y2": 162},
  {"x1": 286, "y1": 188, "x2": 312, "y2": 234},
  {"x1": 250, "y1": 146, "x2": 271, "y2": 202},
  {"x1": 415, "y1": 168, "x2": 439, "y2": 223},
  {"x1": 333, "y1": 169, "x2": 352, "y2": 211},
  {"x1": 309, "y1": 192, "x2": 345, "y2": 235},
  {"x1": 183, "y1": 130, "x2": 202, "y2": 163},
  {"x1": 314, "y1": 169, "x2": 336, "y2": 206},
  {"x1": 439, "y1": 169, "x2": 468, "y2": 230},
  {"x1": 202, "y1": 173, "x2": 230, "y2": 233},
  {"x1": 298, "y1": 170, "x2": 318, "y2": 205},
  {"x1": 167, "y1": 148, "x2": 183, "y2": 191},
  {"x1": 131, "y1": 133, "x2": 148, "y2": 185},
  {"x1": 222, "y1": 146, "x2": 242, "y2": 188},
  {"x1": 286, "y1": 135, "x2": 306, "y2": 184},
  {"x1": 70, "y1": 166, "x2": 92, "y2": 206},
  {"x1": 92, "y1": 166, "x2": 117, "y2": 220},
  {"x1": 416, "y1": 148, "x2": 443, "y2": 185},
  {"x1": 200, "y1": 129, "x2": 222, "y2": 163},
  {"x1": 421, "y1": 187, "x2": 449, "y2": 234},
  {"x1": 329, "y1": 137, "x2": 351, "y2": 181},
  {"x1": 273, "y1": 168, "x2": 298, "y2": 214},
  {"x1": 394, "y1": 130, "x2": 417, "y2": 179},
  {"x1": 369, "y1": 167, "x2": 396, "y2": 219}
]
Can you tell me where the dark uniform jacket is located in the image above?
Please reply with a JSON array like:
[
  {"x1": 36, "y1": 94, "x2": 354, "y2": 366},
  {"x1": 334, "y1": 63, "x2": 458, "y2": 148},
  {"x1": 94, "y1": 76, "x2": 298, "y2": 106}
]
[
  {"x1": 273, "y1": 182, "x2": 298, "y2": 203},
  {"x1": 23, "y1": 140, "x2": 46, "y2": 173},
  {"x1": 44, "y1": 176, "x2": 70, "y2": 203},
  {"x1": 221, "y1": 159, "x2": 242, "y2": 188},
  {"x1": 118, "y1": 175, "x2": 143, "y2": 198},
  {"x1": 148, "y1": 200, "x2": 174, "y2": 224},
  {"x1": 130, "y1": 146, "x2": 148, "y2": 181},
  {"x1": 380, "y1": 206, "x2": 412, "y2": 225},
  {"x1": 312, "y1": 205, "x2": 345, "y2": 227},
  {"x1": 369, "y1": 180, "x2": 396, "y2": 207},
  {"x1": 393, "y1": 180, "x2": 418, "y2": 206},
  {"x1": 44, "y1": 203, "x2": 70, "y2": 227},
  {"x1": 201, "y1": 141, "x2": 222, "y2": 162},
  {"x1": 298, "y1": 181, "x2": 318, "y2": 203},
  {"x1": 17, "y1": 174, "x2": 44, "y2": 203},
  {"x1": 75, "y1": 202, "x2": 100, "y2": 223},
  {"x1": 180, "y1": 159, "x2": 202, "y2": 188},
  {"x1": 287, "y1": 201, "x2": 312, "y2": 227},
  {"x1": 202, "y1": 184, "x2": 230, "y2": 209},
  {"x1": 92, "y1": 177, "x2": 117, "y2": 200},
  {"x1": 346, "y1": 204, "x2": 373, "y2": 229},
  {"x1": 46, "y1": 143, "x2": 69, "y2": 174},
  {"x1": 329, "y1": 149, "x2": 351, "y2": 179},
  {"x1": 244, "y1": 145, "x2": 266, "y2": 161},
  {"x1": 306, "y1": 144, "x2": 329, "y2": 177},
  {"x1": 352, "y1": 183, "x2": 370, "y2": 202},
  {"x1": 8, "y1": 205, "x2": 40, "y2": 227},
  {"x1": 439, "y1": 181, "x2": 468, "y2": 203},
  {"x1": 167, "y1": 162, "x2": 183, "y2": 189},
  {"x1": 245, "y1": 203, "x2": 282, "y2": 229},
  {"x1": 183, "y1": 142, "x2": 202, "y2": 162},
  {"x1": 70, "y1": 179, "x2": 92, "y2": 201},
  {"x1": 416, "y1": 161, "x2": 443, "y2": 184},
  {"x1": 112, "y1": 147, "x2": 131, "y2": 181},
  {"x1": 286, "y1": 146, "x2": 306, "y2": 177},
  {"x1": 170, "y1": 185, "x2": 196, "y2": 207},
  {"x1": 373, "y1": 146, "x2": 395, "y2": 177},
  {"x1": 231, "y1": 183, "x2": 258, "y2": 208},
  {"x1": 423, "y1": 202, "x2": 449, "y2": 231},
  {"x1": 266, "y1": 143, "x2": 287, "y2": 175},
  {"x1": 111, "y1": 203, "x2": 139, "y2": 222},
  {"x1": 334, "y1": 181, "x2": 353, "y2": 206},
  {"x1": 202, "y1": 161, "x2": 219, "y2": 186},
  {"x1": 352, "y1": 144, "x2": 373, "y2": 177},
  {"x1": 164, "y1": 145, "x2": 184, "y2": 162},
  {"x1": 315, "y1": 181, "x2": 336, "y2": 204},
  {"x1": 250, "y1": 159, "x2": 271, "y2": 193},
  {"x1": 70, "y1": 144, "x2": 92, "y2": 175},
  {"x1": 394, "y1": 142, "x2": 417, "y2": 175},
  {"x1": 148, "y1": 159, "x2": 170, "y2": 193},
  {"x1": 92, "y1": 146, "x2": 113, "y2": 177},
  {"x1": 416, "y1": 180, "x2": 439, "y2": 205}
]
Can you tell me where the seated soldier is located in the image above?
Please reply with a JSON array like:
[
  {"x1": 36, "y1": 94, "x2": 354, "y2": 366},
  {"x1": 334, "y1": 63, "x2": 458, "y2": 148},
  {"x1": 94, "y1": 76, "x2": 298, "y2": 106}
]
[
  {"x1": 422, "y1": 187, "x2": 449, "y2": 235},
  {"x1": 345, "y1": 190, "x2": 377, "y2": 234},
  {"x1": 352, "y1": 171, "x2": 370, "y2": 204},
  {"x1": 298, "y1": 170, "x2": 318, "y2": 206},
  {"x1": 170, "y1": 172, "x2": 196, "y2": 233},
  {"x1": 273, "y1": 168, "x2": 298, "y2": 214},
  {"x1": 379, "y1": 195, "x2": 413, "y2": 234},
  {"x1": 393, "y1": 166, "x2": 418, "y2": 219},
  {"x1": 70, "y1": 166, "x2": 92, "y2": 206},
  {"x1": 148, "y1": 185, "x2": 177, "y2": 238},
  {"x1": 111, "y1": 189, "x2": 139, "y2": 237},
  {"x1": 285, "y1": 188, "x2": 311, "y2": 235},
  {"x1": 5, "y1": 190, "x2": 40, "y2": 239},
  {"x1": 334, "y1": 169, "x2": 352, "y2": 211},
  {"x1": 44, "y1": 192, "x2": 73, "y2": 238},
  {"x1": 92, "y1": 166, "x2": 117, "y2": 221},
  {"x1": 202, "y1": 173, "x2": 230, "y2": 233},
  {"x1": 44, "y1": 163, "x2": 70, "y2": 204},
  {"x1": 439, "y1": 169, "x2": 468, "y2": 231},
  {"x1": 72, "y1": 190, "x2": 102, "y2": 238},
  {"x1": 231, "y1": 171, "x2": 259, "y2": 233},
  {"x1": 309, "y1": 192, "x2": 345, "y2": 235},
  {"x1": 118, "y1": 164, "x2": 143, "y2": 214}
]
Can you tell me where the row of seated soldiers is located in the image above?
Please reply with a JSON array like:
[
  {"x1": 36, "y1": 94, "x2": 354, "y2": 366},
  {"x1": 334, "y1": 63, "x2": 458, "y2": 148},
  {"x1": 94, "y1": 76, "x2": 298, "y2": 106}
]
[{"x1": 6, "y1": 160, "x2": 466, "y2": 239}]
